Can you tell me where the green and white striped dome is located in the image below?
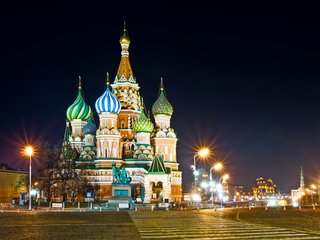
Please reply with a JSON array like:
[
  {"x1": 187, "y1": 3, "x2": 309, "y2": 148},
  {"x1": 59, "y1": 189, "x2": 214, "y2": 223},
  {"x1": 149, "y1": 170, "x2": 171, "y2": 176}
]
[
  {"x1": 66, "y1": 78, "x2": 92, "y2": 121},
  {"x1": 133, "y1": 111, "x2": 154, "y2": 133}
]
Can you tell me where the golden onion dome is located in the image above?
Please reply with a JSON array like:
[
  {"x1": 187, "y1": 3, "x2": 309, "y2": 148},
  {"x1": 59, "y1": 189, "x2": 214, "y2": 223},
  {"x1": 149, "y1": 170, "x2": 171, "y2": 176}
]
[{"x1": 120, "y1": 22, "x2": 131, "y2": 45}]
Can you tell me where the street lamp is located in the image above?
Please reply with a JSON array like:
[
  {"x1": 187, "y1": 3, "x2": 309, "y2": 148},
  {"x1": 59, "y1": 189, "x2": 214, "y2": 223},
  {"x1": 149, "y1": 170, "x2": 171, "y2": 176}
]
[
  {"x1": 310, "y1": 184, "x2": 317, "y2": 207},
  {"x1": 219, "y1": 174, "x2": 229, "y2": 207},
  {"x1": 193, "y1": 148, "x2": 209, "y2": 186},
  {"x1": 24, "y1": 146, "x2": 34, "y2": 211},
  {"x1": 220, "y1": 174, "x2": 229, "y2": 183},
  {"x1": 209, "y1": 162, "x2": 223, "y2": 207}
]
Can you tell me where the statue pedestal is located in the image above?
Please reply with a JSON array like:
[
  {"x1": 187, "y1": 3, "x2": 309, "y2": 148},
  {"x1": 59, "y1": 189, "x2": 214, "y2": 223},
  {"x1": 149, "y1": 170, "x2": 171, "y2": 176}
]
[{"x1": 108, "y1": 184, "x2": 132, "y2": 210}]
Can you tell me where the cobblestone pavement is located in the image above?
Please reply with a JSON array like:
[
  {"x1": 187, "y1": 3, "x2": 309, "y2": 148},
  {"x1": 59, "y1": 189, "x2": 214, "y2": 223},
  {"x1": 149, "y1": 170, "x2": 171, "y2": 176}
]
[
  {"x1": 130, "y1": 211, "x2": 320, "y2": 239},
  {"x1": 0, "y1": 211, "x2": 141, "y2": 240},
  {"x1": 1, "y1": 210, "x2": 320, "y2": 239}
]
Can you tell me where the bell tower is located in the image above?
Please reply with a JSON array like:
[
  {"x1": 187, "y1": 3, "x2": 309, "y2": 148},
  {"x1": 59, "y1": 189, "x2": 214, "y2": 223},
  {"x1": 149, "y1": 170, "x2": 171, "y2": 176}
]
[{"x1": 111, "y1": 22, "x2": 142, "y2": 157}]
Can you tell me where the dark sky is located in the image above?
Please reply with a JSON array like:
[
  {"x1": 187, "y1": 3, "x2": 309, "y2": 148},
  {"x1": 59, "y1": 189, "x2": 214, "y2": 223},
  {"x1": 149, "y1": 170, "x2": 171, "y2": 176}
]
[{"x1": 1, "y1": 2, "x2": 320, "y2": 192}]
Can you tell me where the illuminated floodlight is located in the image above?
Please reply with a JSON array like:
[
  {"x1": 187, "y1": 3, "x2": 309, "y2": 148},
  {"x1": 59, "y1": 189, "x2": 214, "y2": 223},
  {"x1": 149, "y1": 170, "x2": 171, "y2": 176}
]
[
  {"x1": 267, "y1": 199, "x2": 277, "y2": 207},
  {"x1": 278, "y1": 200, "x2": 287, "y2": 206},
  {"x1": 193, "y1": 170, "x2": 199, "y2": 176},
  {"x1": 216, "y1": 183, "x2": 223, "y2": 193},
  {"x1": 191, "y1": 193, "x2": 202, "y2": 202},
  {"x1": 30, "y1": 189, "x2": 37, "y2": 196},
  {"x1": 209, "y1": 181, "x2": 215, "y2": 187},
  {"x1": 292, "y1": 201, "x2": 299, "y2": 207},
  {"x1": 201, "y1": 182, "x2": 208, "y2": 189}
]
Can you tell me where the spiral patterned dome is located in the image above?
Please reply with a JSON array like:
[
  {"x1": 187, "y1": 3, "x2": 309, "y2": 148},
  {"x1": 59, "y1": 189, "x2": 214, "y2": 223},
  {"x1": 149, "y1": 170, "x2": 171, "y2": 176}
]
[
  {"x1": 95, "y1": 85, "x2": 121, "y2": 114},
  {"x1": 66, "y1": 80, "x2": 92, "y2": 121},
  {"x1": 152, "y1": 79, "x2": 173, "y2": 116},
  {"x1": 83, "y1": 118, "x2": 97, "y2": 135},
  {"x1": 133, "y1": 111, "x2": 154, "y2": 133}
]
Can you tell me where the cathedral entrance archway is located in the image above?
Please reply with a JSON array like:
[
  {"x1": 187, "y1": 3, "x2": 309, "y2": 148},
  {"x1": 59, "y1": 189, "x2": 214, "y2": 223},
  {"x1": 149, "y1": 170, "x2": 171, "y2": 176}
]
[{"x1": 151, "y1": 181, "x2": 163, "y2": 202}]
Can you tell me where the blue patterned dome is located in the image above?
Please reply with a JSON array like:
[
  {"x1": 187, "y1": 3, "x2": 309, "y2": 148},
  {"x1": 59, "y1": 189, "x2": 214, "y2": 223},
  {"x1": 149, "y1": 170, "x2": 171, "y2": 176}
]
[
  {"x1": 83, "y1": 118, "x2": 97, "y2": 135},
  {"x1": 95, "y1": 85, "x2": 121, "y2": 114}
]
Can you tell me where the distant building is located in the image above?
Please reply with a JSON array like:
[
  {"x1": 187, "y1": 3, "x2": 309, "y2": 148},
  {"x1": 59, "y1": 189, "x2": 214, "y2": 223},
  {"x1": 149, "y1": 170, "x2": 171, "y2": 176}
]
[
  {"x1": 0, "y1": 163, "x2": 28, "y2": 204},
  {"x1": 291, "y1": 167, "x2": 306, "y2": 206},
  {"x1": 252, "y1": 177, "x2": 278, "y2": 199},
  {"x1": 231, "y1": 185, "x2": 253, "y2": 201}
]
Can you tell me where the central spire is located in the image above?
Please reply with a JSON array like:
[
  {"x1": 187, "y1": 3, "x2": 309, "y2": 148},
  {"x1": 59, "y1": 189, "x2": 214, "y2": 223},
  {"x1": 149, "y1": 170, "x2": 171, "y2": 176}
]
[{"x1": 114, "y1": 22, "x2": 135, "y2": 84}]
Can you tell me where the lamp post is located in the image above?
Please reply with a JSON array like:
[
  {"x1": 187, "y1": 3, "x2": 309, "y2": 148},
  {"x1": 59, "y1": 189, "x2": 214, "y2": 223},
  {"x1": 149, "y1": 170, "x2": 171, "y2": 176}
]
[
  {"x1": 24, "y1": 146, "x2": 34, "y2": 211},
  {"x1": 219, "y1": 174, "x2": 229, "y2": 207},
  {"x1": 209, "y1": 162, "x2": 223, "y2": 208},
  {"x1": 311, "y1": 184, "x2": 316, "y2": 208},
  {"x1": 193, "y1": 148, "x2": 209, "y2": 187}
]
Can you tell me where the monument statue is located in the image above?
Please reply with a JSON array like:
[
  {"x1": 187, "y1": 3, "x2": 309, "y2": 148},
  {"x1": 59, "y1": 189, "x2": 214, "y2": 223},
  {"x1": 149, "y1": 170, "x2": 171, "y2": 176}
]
[{"x1": 112, "y1": 162, "x2": 132, "y2": 184}]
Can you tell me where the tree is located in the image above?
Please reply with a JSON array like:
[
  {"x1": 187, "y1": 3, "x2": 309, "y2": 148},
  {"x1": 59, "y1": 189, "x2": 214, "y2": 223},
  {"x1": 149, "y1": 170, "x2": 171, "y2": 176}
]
[
  {"x1": 37, "y1": 141, "x2": 90, "y2": 203},
  {"x1": 36, "y1": 142, "x2": 60, "y2": 202}
]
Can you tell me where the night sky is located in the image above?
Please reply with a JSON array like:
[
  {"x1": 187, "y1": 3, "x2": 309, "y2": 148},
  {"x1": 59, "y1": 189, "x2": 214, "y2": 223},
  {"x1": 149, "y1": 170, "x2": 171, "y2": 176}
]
[{"x1": 1, "y1": 2, "x2": 320, "y2": 192}]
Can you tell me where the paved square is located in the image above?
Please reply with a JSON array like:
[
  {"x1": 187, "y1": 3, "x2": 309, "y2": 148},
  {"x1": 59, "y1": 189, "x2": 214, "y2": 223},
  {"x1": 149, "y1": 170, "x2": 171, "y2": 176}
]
[
  {"x1": 0, "y1": 211, "x2": 140, "y2": 240},
  {"x1": 1, "y1": 210, "x2": 320, "y2": 239}
]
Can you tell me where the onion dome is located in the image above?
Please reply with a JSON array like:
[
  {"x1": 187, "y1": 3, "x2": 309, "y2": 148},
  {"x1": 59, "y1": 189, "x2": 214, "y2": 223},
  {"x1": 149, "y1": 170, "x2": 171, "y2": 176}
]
[
  {"x1": 133, "y1": 111, "x2": 154, "y2": 133},
  {"x1": 66, "y1": 76, "x2": 92, "y2": 121},
  {"x1": 95, "y1": 73, "x2": 121, "y2": 114},
  {"x1": 83, "y1": 118, "x2": 97, "y2": 135},
  {"x1": 152, "y1": 78, "x2": 173, "y2": 116},
  {"x1": 119, "y1": 21, "x2": 131, "y2": 45}
]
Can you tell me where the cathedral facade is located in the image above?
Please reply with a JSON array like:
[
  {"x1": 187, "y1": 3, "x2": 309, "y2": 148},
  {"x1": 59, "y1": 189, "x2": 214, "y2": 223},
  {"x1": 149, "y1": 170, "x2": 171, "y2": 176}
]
[{"x1": 64, "y1": 25, "x2": 182, "y2": 203}]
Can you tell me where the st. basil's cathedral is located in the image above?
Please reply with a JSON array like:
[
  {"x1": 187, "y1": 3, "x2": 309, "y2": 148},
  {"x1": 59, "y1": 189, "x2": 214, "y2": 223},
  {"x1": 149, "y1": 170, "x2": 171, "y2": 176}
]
[{"x1": 63, "y1": 24, "x2": 182, "y2": 203}]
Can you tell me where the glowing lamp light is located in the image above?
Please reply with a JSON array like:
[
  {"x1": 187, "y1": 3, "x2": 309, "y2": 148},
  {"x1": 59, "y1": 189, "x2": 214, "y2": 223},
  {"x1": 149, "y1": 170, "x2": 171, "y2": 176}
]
[
  {"x1": 278, "y1": 200, "x2": 287, "y2": 207},
  {"x1": 193, "y1": 170, "x2": 199, "y2": 176},
  {"x1": 198, "y1": 148, "x2": 209, "y2": 158},
  {"x1": 222, "y1": 174, "x2": 229, "y2": 181},
  {"x1": 213, "y1": 162, "x2": 223, "y2": 171},
  {"x1": 267, "y1": 199, "x2": 277, "y2": 207},
  {"x1": 216, "y1": 183, "x2": 223, "y2": 193},
  {"x1": 191, "y1": 193, "x2": 202, "y2": 202},
  {"x1": 25, "y1": 146, "x2": 34, "y2": 157},
  {"x1": 201, "y1": 182, "x2": 208, "y2": 189},
  {"x1": 30, "y1": 189, "x2": 37, "y2": 196},
  {"x1": 292, "y1": 201, "x2": 299, "y2": 207},
  {"x1": 209, "y1": 181, "x2": 215, "y2": 187}
]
